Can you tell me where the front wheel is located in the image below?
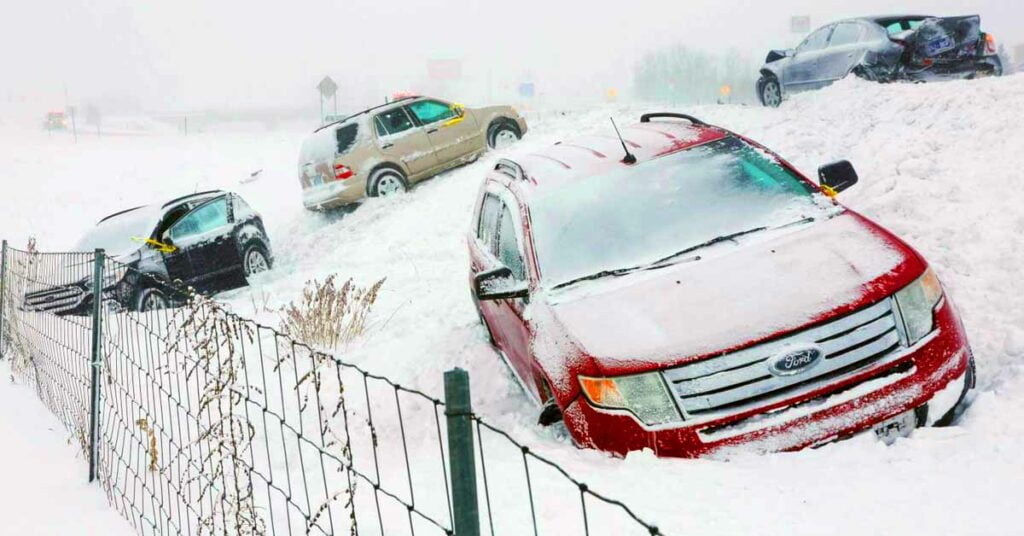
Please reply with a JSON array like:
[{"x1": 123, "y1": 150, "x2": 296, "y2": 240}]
[
  {"x1": 135, "y1": 286, "x2": 170, "y2": 312},
  {"x1": 759, "y1": 76, "x2": 782, "y2": 107},
  {"x1": 487, "y1": 122, "x2": 520, "y2": 149}
]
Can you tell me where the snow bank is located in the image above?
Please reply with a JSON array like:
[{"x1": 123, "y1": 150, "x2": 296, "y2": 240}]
[{"x1": 1, "y1": 74, "x2": 1024, "y2": 534}]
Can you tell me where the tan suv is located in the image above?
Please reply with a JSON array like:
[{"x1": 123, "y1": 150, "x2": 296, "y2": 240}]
[{"x1": 298, "y1": 96, "x2": 528, "y2": 210}]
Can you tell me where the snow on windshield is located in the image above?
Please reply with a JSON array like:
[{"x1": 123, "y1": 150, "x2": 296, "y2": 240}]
[
  {"x1": 74, "y1": 205, "x2": 163, "y2": 256},
  {"x1": 530, "y1": 136, "x2": 832, "y2": 287}
]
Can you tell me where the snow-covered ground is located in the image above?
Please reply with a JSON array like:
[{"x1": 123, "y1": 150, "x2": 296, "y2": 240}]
[
  {"x1": 2, "y1": 75, "x2": 1024, "y2": 535},
  {"x1": 0, "y1": 360, "x2": 133, "y2": 535}
]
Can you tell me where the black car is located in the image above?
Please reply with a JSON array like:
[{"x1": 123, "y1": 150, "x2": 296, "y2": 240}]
[
  {"x1": 23, "y1": 191, "x2": 273, "y2": 315},
  {"x1": 757, "y1": 14, "x2": 1003, "y2": 107}
]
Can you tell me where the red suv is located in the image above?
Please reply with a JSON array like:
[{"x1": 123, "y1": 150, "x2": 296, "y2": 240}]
[{"x1": 468, "y1": 113, "x2": 974, "y2": 457}]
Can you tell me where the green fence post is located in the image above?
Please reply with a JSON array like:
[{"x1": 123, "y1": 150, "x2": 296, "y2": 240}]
[
  {"x1": 444, "y1": 368, "x2": 480, "y2": 536},
  {"x1": 88, "y1": 249, "x2": 105, "y2": 482},
  {"x1": 0, "y1": 240, "x2": 6, "y2": 359}
]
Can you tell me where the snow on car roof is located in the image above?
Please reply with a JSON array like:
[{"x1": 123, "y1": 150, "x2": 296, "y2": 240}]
[{"x1": 512, "y1": 121, "x2": 727, "y2": 194}]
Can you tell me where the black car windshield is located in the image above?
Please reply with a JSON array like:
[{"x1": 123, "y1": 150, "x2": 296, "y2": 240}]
[
  {"x1": 75, "y1": 205, "x2": 163, "y2": 256},
  {"x1": 530, "y1": 136, "x2": 835, "y2": 288}
]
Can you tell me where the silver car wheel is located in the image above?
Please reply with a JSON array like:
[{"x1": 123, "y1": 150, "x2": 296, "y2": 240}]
[
  {"x1": 376, "y1": 174, "x2": 405, "y2": 196},
  {"x1": 140, "y1": 289, "x2": 169, "y2": 312},
  {"x1": 245, "y1": 248, "x2": 270, "y2": 276},
  {"x1": 762, "y1": 80, "x2": 782, "y2": 107},
  {"x1": 493, "y1": 129, "x2": 519, "y2": 149}
]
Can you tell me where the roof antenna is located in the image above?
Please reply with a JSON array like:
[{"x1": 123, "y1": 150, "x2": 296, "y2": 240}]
[{"x1": 610, "y1": 118, "x2": 636, "y2": 164}]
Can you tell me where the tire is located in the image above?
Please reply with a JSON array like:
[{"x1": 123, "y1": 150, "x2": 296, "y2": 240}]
[
  {"x1": 851, "y1": 65, "x2": 877, "y2": 82},
  {"x1": 135, "y1": 286, "x2": 170, "y2": 312},
  {"x1": 242, "y1": 242, "x2": 272, "y2": 278},
  {"x1": 759, "y1": 76, "x2": 782, "y2": 107},
  {"x1": 368, "y1": 167, "x2": 408, "y2": 197},
  {"x1": 487, "y1": 121, "x2": 520, "y2": 149},
  {"x1": 933, "y1": 351, "x2": 976, "y2": 427}
]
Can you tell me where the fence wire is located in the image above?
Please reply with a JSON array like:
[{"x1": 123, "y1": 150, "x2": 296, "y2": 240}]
[{"x1": 0, "y1": 244, "x2": 665, "y2": 536}]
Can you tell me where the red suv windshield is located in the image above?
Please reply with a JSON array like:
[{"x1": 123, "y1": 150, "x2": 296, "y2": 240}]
[{"x1": 530, "y1": 136, "x2": 833, "y2": 288}]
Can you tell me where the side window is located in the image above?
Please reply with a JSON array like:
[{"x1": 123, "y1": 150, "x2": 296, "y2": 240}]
[
  {"x1": 168, "y1": 199, "x2": 229, "y2": 241},
  {"x1": 797, "y1": 26, "x2": 832, "y2": 53},
  {"x1": 830, "y1": 23, "x2": 863, "y2": 47},
  {"x1": 408, "y1": 100, "x2": 455, "y2": 125},
  {"x1": 335, "y1": 123, "x2": 359, "y2": 154},
  {"x1": 375, "y1": 108, "x2": 415, "y2": 137},
  {"x1": 477, "y1": 193, "x2": 501, "y2": 254},
  {"x1": 496, "y1": 204, "x2": 526, "y2": 281}
]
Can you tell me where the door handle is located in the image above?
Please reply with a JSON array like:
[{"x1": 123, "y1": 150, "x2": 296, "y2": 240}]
[
  {"x1": 426, "y1": 128, "x2": 438, "y2": 134},
  {"x1": 382, "y1": 142, "x2": 394, "y2": 149}
]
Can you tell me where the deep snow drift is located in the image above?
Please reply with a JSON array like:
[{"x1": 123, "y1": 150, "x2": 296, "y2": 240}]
[{"x1": 2, "y1": 75, "x2": 1024, "y2": 534}]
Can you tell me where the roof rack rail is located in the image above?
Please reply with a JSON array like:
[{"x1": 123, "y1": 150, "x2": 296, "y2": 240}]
[
  {"x1": 313, "y1": 96, "x2": 419, "y2": 133},
  {"x1": 161, "y1": 190, "x2": 225, "y2": 209},
  {"x1": 639, "y1": 112, "x2": 706, "y2": 126},
  {"x1": 495, "y1": 159, "x2": 525, "y2": 181}
]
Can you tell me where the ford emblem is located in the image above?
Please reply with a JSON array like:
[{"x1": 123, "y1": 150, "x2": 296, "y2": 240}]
[{"x1": 768, "y1": 345, "x2": 824, "y2": 376}]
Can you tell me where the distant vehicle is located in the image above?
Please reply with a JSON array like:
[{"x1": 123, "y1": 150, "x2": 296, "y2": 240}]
[
  {"x1": 298, "y1": 95, "x2": 528, "y2": 210},
  {"x1": 758, "y1": 15, "x2": 1003, "y2": 106},
  {"x1": 43, "y1": 111, "x2": 68, "y2": 130},
  {"x1": 23, "y1": 191, "x2": 272, "y2": 315},
  {"x1": 468, "y1": 112, "x2": 974, "y2": 457}
]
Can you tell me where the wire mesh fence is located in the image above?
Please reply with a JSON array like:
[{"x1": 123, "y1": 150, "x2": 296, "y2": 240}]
[{"x1": 0, "y1": 242, "x2": 665, "y2": 536}]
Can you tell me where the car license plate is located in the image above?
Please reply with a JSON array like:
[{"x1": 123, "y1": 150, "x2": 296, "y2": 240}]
[
  {"x1": 873, "y1": 409, "x2": 917, "y2": 445},
  {"x1": 926, "y1": 36, "x2": 955, "y2": 56}
]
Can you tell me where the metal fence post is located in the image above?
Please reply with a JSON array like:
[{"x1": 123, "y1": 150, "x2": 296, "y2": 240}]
[
  {"x1": 0, "y1": 240, "x2": 6, "y2": 359},
  {"x1": 444, "y1": 368, "x2": 480, "y2": 536},
  {"x1": 88, "y1": 248, "x2": 105, "y2": 482}
]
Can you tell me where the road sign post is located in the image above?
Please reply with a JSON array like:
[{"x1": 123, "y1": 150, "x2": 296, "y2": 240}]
[{"x1": 317, "y1": 76, "x2": 339, "y2": 125}]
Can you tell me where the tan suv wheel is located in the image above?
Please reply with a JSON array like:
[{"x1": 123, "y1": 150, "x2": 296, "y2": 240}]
[
  {"x1": 369, "y1": 168, "x2": 409, "y2": 197},
  {"x1": 487, "y1": 121, "x2": 521, "y2": 149}
]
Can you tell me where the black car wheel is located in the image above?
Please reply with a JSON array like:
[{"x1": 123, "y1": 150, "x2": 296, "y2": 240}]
[
  {"x1": 242, "y1": 243, "x2": 272, "y2": 278},
  {"x1": 487, "y1": 121, "x2": 520, "y2": 149},
  {"x1": 369, "y1": 168, "x2": 409, "y2": 197},
  {"x1": 136, "y1": 287, "x2": 170, "y2": 312},
  {"x1": 759, "y1": 76, "x2": 782, "y2": 107}
]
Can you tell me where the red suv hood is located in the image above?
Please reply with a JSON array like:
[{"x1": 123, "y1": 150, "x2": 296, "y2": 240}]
[{"x1": 544, "y1": 212, "x2": 924, "y2": 376}]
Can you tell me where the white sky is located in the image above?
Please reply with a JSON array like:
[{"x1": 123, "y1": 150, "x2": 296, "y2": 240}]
[{"x1": 2, "y1": 0, "x2": 1021, "y2": 112}]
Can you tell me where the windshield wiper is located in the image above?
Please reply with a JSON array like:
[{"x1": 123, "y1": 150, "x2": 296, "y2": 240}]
[
  {"x1": 649, "y1": 226, "x2": 768, "y2": 267},
  {"x1": 551, "y1": 266, "x2": 646, "y2": 290}
]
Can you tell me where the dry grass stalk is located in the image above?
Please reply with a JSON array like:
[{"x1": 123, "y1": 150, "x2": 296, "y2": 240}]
[
  {"x1": 136, "y1": 418, "x2": 159, "y2": 472},
  {"x1": 279, "y1": 275, "x2": 385, "y2": 350}
]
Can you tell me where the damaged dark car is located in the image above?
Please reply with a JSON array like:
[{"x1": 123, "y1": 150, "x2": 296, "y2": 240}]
[
  {"x1": 758, "y1": 15, "x2": 1003, "y2": 107},
  {"x1": 23, "y1": 190, "x2": 273, "y2": 315}
]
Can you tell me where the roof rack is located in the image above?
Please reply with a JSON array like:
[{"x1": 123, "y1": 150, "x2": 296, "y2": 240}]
[
  {"x1": 495, "y1": 159, "x2": 525, "y2": 181},
  {"x1": 639, "y1": 112, "x2": 706, "y2": 126},
  {"x1": 97, "y1": 205, "x2": 147, "y2": 224},
  {"x1": 161, "y1": 190, "x2": 225, "y2": 209},
  {"x1": 313, "y1": 96, "x2": 419, "y2": 133}
]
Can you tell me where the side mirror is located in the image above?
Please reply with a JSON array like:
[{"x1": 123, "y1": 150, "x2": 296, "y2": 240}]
[
  {"x1": 452, "y1": 103, "x2": 466, "y2": 118},
  {"x1": 474, "y1": 266, "x2": 528, "y2": 301},
  {"x1": 818, "y1": 160, "x2": 859, "y2": 196}
]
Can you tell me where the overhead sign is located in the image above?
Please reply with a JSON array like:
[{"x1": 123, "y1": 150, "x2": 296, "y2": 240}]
[
  {"x1": 791, "y1": 16, "x2": 811, "y2": 34},
  {"x1": 317, "y1": 76, "x2": 338, "y2": 99},
  {"x1": 427, "y1": 59, "x2": 463, "y2": 81},
  {"x1": 518, "y1": 82, "x2": 535, "y2": 98}
]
